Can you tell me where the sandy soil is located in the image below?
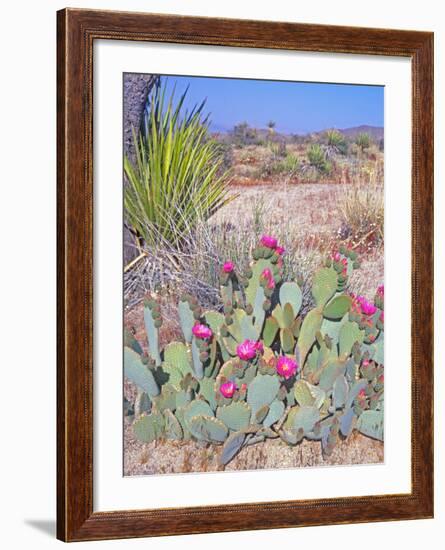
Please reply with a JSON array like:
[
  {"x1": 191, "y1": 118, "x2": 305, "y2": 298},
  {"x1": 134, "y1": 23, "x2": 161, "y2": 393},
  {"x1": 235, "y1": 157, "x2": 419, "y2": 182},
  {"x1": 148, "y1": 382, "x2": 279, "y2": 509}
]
[{"x1": 124, "y1": 418, "x2": 383, "y2": 476}]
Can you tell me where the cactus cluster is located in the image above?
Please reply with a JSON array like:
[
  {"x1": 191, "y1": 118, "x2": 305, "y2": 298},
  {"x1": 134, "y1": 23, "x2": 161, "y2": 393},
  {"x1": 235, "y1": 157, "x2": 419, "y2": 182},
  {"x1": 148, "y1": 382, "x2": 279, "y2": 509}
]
[{"x1": 124, "y1": 238, "x2": 384, "y2": 467}]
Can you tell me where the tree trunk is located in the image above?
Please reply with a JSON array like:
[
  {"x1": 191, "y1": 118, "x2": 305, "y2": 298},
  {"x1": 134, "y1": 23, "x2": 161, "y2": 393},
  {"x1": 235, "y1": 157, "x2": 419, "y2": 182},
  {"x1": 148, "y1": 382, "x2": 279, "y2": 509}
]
[{"x1": 123, "y1": 73, "x2": 158, "y2": 265}]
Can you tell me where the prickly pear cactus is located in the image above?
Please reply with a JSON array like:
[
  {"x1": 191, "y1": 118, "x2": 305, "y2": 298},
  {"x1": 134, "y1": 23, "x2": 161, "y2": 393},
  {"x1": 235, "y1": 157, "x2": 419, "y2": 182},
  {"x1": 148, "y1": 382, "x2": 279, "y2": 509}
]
[{"x1": 124, "y1": 238, "x2": 384, "y2": 466}]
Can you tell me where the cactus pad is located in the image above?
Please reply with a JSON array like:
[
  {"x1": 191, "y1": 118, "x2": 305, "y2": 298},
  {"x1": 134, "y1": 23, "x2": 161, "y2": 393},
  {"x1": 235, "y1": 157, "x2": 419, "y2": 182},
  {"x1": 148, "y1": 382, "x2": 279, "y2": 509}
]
[
  {"x1": 133, "y1": 412, "x2": 164, "y2": 443},
  {"x1": 279, "y1": 281, "x2": 303, "y2": 317},
  {"x1": 357, "y1": 410, "x2": 384, "y2": 441},
  {"x1": 189, "y1": 415, "x2": 228, "y2": 443},
  {"x1": 285, "y1": 405, "x2": 320, "y2": 433},
  {"x1": 294, "y1": 379, "x2": 326, "y2": 409},
  {"x1": 220, "y1": 431, "x2": 247, "y2": 465},
  {"x1": 247, "y1": 374, "x2": 280, "y2": 419},
  {"x1": 216, "y1": 401, "x2": 251, "y2": 431},
  {"x1": 339, "y1": 321, "x2": 364, "y2": 359},
  {"x1": 178, "y1": 299, "x2": 195, "y2": 343},
  {"x1": 323, "y1": 295, "x2": 352, "y2": 320},
  {"x1": 144, "y1": 304, "x2": 162, "y2": 365},
  {"x1": 332, "y1": 375, "x2": 349, "y2": 409},
  {"x1": 298, "y1": 309, "x2": 323, "y2": 365},
  {"x1": 263, "y1": 399, "x2": 285, "y2": 428},
  {"x1": 312, "y1": 267, "x2": 338, "y2": 307},
  {"x1": 124, "y1": 347, "x2": 160, "y2": 397},
  {"x1": 164, "y1": 409, "x2": 183, "y2": 440}
]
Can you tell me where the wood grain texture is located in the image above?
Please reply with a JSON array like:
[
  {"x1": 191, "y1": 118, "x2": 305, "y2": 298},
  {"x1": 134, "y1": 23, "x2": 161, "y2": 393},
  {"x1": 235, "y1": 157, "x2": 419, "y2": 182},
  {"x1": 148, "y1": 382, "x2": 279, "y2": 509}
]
[{"x1": 57, "y1": 8, "x2": 434, "y2": 542}]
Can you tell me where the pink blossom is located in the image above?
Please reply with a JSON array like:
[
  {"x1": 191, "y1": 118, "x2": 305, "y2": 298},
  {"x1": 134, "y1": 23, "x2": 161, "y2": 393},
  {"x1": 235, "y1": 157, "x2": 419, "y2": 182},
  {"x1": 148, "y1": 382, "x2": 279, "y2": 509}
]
[
  {"x1": 261, "y1": 268, "x2": 272, "y2": 280},
  {"x1": 358, "y1": 388, "x2": 367, "y2": 399},
  {"x1": 192, "y1": 323, "x2": 213, "y2": 340},
  {"x1": 357, "y1": 296, "x2": 377, "y2": 316},
  {"x1": 222, "y1": 261, "x2": 235, "y2": 273},
  {"x1": 266, "y1": 277, "x2": 275, "y2": 290},
  {"x1": 220, "y1": 381, "x2": 237, "y2": 398},
  {"x1": 276, "y1": 356, "x2": 298, "y2": 379},
  {"x1": 332, "y1": 251, "x2": 341, "y2": 262},
  {"x1": 254, "y1": 341, "x2": 264, "y2": 354},
  {"x1": 362, "y1": 359, "x2": 370, "y2": 367},
  {"x1": 377, "y1": 284, "x2": 384, "y2": 297},
  {"x1": 275, "y1": 246, "x2": 286, "y2": 255},
  {"x1": 260, "y1": 235, "x2": 278, "y2": 249},
  {"x1": 236, "y1": 339, "x2": 260, "y2": 361}
]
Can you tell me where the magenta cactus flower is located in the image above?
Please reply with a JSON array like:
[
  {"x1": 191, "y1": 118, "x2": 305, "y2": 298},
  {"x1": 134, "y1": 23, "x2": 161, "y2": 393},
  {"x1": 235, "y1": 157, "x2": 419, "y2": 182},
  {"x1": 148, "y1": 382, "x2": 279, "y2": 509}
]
[
  {"x1": 219, "y1": 381, "x2": 237, "y2": 398},
  {"x1": 275, "y1": 246, "x2": 286, "y2": 255},
  {"x1": 254, "y1": 341, "x2": 264, "y2": 354},
  {"x1": 192, "y1": 323, "x2": 213, "y2": 340},
  {"x1": 261, "y1": 268, "x2": 275, "y2": 289},
  {"x1": 377, "y1": 284, "x2": 384, "y2": 297},
  {"x1": 332, "y1": 251, "x2": 341, "y2": 262},
  {"x1": 276, "y1": 356, "x2": 298, "y2": 379},
  {"x1": 236, "y1": 339, "x2": 260, "y2": 361},
  {"x1": 260, "y1": 235, "x2": 278, "y2": 249},
  {"x1": 261, "y1": 268, "x2": 273, "y2": 280},
  {"x1": 222, "y1": 261, "x2": 235, "y2": 273},
  {"x1": 357, "y1": 296, "x2": 377, "y2": 316}
]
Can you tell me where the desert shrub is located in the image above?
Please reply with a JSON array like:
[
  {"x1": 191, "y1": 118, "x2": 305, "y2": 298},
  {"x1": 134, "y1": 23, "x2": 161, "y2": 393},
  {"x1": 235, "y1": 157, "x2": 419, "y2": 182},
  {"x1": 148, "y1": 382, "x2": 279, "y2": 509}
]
[
  {"x1": 273, "y1": 153, "x2": 300, "y2": 175},
  {"x1": 267, "y1": 120, "x2": 276, "y2": 136},
  {"x1": 337, "y1": 181, "x2": 384, "y2": 246},
  {"x1": 355, "y1": 132, "x2": 372, "y2": 152},
  {"x1": 124, "y1": 83, "x2": 232, "y2": 247},
  {"x1": 254, "y1": 152, "x2": 300, "y2": 179},
  {"x1": 125, "y1": 239, "x2": 384, "y2": 467},
  {"x1": 325, "y1": 129, "x2": 348, "y2": 156},
  {"x1": 231, "y1": 122, "x2": 259, "y2": 147},
  {"x1": 307, "y1": 144, "x2": 332, "y2": 174},
  {"x1": 269, "y1": 140, "x2": 287, "y2": 158}
]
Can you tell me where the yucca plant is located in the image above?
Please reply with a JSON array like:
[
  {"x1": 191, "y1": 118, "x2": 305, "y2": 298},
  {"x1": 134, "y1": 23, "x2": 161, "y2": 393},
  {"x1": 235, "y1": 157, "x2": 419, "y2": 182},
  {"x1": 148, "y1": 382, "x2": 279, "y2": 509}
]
[
  {"x1": 307, "y1": 144, "x2": 331, "y2": 174},
  {"x1": 124, "y1": 83, "x2": 232, "y2": 247},
  {"x1": 325, "y1": 129, "x2": 347, "y2": 156},
  {"x1": 355, "y1": 132, "x2": 372, "y2": 152}
]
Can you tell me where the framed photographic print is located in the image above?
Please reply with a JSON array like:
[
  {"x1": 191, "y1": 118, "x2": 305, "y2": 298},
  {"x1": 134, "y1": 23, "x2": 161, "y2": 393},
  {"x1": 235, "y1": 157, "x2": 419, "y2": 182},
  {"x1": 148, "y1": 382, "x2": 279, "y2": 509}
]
[{"x1": 57, "y1": 8, "x2": 434, "y2": 542}]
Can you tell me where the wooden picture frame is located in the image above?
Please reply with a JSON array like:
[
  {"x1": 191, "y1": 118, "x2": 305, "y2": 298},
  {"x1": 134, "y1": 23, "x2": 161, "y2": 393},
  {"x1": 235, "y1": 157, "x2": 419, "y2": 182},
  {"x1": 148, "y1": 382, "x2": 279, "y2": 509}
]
[{"x1": 57, "y1": 8, "x2": 434, "y2": 542}]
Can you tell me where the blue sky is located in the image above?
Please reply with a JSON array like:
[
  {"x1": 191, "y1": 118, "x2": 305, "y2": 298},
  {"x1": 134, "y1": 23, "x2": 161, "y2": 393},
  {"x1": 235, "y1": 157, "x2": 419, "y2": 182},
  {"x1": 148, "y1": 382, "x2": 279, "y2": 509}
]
[{"x1": 159, "y1": 74, "x2": 384, "y2": 134}]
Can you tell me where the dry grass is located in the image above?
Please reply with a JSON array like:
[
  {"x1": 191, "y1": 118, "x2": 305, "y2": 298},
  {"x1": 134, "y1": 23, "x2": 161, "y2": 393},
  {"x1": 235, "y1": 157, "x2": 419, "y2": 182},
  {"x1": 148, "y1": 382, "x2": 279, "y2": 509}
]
[{"x1": 336, "y1": 170, "x2": 384, "y2": 250}]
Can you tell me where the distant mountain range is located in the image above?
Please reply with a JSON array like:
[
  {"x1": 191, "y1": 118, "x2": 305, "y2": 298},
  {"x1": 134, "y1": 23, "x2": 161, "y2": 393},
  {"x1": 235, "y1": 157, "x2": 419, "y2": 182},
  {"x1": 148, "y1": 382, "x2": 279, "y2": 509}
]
[
  {"x1": 336, "y1": 125, "x2": 384, "y2": 140},
  {"x1": 212, "y1": 124, "x2": 383, "y2": 141}
]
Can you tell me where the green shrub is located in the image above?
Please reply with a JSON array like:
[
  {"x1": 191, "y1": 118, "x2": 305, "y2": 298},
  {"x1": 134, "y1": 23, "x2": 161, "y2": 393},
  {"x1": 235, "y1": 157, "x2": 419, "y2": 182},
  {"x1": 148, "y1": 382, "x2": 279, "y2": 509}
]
[
  {"x1": 124, "y1": 83, "x2": 232, "y2": 247},
  {"x1": 307, "y1": 144, "x2": 331, "y2": 174},
  {"x1": 325, "y1": 129, "x2": 348, "y2": 155},
  {"x1": 356, "y1": 132, "x2": 372, "y2": 151}
]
